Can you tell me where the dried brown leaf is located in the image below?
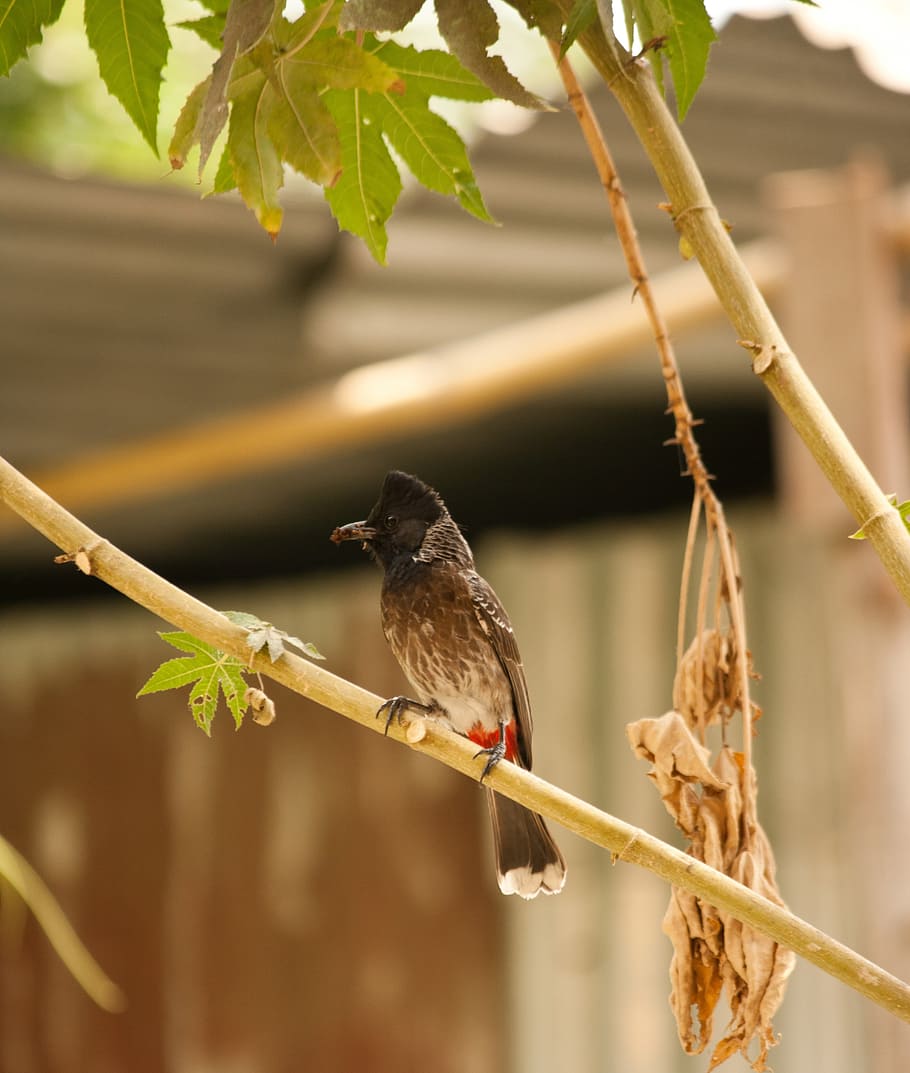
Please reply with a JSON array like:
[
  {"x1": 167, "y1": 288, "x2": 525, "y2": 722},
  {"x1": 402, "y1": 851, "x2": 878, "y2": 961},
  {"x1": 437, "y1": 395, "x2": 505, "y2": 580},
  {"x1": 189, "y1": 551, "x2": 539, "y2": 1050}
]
[
  {"x1": 674, "y1": 627, "x2": 732, "y2": 729},
  {"x1": 664, "y1": 888, "x2": 723, "y2": 1054},
  {"x1": 630, "y1": 714, "x2": 793, "y2": 1070},
  {"x1": 626, "y1": 711, "x2": 728, "y2": 826},
  {"x1": 674, "y1": 628, "x2": 761, "y2": 733}
]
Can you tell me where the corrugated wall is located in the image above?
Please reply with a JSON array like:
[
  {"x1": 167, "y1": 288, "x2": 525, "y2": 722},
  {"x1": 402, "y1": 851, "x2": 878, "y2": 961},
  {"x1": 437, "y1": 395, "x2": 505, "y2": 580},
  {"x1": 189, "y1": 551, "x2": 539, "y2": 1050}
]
[{"x1": 0, "y1": 507, "x2": 906, "y2": 1070}]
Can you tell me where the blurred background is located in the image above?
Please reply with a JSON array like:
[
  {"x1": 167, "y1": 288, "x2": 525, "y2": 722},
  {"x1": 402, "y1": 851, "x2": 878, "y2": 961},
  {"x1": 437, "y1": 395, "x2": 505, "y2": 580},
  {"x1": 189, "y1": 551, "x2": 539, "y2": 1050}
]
[{"x1": 2, "y1": 2, "x2": 910, "y2": 1070}]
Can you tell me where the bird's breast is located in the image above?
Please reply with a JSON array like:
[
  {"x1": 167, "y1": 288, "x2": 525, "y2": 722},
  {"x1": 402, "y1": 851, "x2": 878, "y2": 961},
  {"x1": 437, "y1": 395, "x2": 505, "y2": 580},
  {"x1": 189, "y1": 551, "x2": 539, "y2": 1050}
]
[{"x1": 380, "y1": 564, "x2": 512, "y2": 734}]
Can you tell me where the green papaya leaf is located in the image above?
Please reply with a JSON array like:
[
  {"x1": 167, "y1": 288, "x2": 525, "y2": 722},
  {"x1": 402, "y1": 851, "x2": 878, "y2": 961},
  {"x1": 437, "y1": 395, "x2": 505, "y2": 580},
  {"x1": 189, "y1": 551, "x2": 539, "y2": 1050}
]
[{"x1": 137, "y1": 631, "x2": 249, "y2": 734}]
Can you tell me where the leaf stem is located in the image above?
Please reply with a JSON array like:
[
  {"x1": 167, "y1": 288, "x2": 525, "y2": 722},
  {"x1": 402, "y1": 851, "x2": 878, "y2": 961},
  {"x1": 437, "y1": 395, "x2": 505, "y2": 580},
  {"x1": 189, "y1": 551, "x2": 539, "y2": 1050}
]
[{"x1": 2, "y1": 452, "x2": 910, "y2": 1023}]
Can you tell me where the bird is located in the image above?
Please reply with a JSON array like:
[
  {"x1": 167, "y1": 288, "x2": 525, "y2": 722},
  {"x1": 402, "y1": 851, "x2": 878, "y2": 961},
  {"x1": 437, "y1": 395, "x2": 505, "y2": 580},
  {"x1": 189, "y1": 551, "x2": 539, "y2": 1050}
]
[{"x1": 331, "y1": 469, "x2": 566, "y2": 898}]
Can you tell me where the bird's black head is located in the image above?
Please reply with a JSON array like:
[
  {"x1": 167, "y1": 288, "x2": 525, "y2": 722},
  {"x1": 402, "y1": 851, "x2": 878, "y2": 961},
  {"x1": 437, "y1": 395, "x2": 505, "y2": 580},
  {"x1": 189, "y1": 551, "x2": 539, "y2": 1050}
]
[{"x1": 331, "y1": 470, "x2": 458, "y2": 570}]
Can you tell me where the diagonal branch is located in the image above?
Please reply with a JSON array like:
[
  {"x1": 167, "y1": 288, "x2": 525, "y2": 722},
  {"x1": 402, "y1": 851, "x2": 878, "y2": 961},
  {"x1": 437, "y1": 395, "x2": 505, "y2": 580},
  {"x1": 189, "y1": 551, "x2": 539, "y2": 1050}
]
[{"x1": 2, "y1": 452, "x2": 910, "y2": 1023}]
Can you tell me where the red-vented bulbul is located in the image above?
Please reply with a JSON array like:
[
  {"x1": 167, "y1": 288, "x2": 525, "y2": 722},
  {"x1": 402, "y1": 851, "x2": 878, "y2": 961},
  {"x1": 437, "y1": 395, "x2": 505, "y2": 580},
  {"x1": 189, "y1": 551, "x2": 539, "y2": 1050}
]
[{"x1": 331, "y1": 470, "x2": 566, "y2": 898}]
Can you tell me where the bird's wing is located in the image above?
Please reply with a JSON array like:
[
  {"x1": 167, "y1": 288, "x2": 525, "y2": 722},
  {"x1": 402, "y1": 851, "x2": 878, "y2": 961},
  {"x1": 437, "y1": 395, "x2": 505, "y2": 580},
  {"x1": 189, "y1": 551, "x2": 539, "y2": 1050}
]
[{"x1": 468, "y1": 573, "x2": 533, "y2": 769}]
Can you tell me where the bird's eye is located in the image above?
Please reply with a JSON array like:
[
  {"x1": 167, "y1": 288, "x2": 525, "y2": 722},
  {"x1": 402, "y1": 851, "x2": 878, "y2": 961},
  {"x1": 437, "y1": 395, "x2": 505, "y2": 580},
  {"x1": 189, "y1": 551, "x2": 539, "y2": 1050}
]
[{"x1": 384, "y1": 514, "x2": 399, "y2": 531}]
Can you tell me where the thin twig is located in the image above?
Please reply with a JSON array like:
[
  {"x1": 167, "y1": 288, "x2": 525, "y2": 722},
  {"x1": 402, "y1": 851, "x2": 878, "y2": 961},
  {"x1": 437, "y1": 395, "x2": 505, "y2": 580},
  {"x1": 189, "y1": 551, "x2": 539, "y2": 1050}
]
[
  {"x1": 550, "y1": 45, "x2": 754, "y2": 801},
  {"x1": 0, "y1": 832, "x2": 124, "y2": 1011}
]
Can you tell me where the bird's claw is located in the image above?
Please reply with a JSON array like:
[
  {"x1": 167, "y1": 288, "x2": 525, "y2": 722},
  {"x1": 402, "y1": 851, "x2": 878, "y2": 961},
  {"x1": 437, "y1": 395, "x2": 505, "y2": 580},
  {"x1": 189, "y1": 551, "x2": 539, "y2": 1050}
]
[
  {"x1": 474, "y1": 738, "x2": 507, "y2": 782},
  {"x1": 376, "y1": 696, "x2": 435, "y2": 736}
]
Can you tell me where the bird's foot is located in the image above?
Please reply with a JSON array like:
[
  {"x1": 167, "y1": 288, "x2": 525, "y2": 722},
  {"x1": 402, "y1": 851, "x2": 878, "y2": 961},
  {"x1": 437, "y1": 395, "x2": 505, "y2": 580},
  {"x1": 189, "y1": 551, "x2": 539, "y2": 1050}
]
[
  {"x1": 473, "y1": 722, "x2": 508, "y2": 782},
  {"x1": 376, "y1": 696, "x2": 438, "y2": 736}
]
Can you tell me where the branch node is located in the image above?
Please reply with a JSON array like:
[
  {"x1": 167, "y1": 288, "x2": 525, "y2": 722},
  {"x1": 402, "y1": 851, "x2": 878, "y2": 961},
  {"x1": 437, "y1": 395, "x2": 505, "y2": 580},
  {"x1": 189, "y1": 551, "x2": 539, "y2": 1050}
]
[
  {"x1": 751, "y1": 344, "x2": 778, "y2": 376},
  {"x1": 612, "y1": 828, "x2": 642, "y2": 864},
  {"x1": 672, "y1": 202, "x2": 716, "y2": 229},
  {"x1": 53, "y1": 540, "x2": 104, "y2": 576}
]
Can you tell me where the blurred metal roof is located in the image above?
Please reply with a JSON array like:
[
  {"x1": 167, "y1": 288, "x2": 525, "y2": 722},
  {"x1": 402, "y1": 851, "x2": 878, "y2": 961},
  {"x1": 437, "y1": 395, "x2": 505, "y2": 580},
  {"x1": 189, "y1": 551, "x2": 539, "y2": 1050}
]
[{"x1": 2, "y1": 14, "x2": 909, "y2": 601}]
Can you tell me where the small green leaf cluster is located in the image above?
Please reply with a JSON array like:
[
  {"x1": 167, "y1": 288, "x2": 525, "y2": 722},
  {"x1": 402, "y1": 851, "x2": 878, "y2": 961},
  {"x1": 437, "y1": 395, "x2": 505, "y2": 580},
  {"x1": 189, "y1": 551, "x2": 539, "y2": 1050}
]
[
  {"x1": 137, "y1": 612, "x2": 324, "y2": 735},
  {"x1": 137, "y1": 631, "x2": 250, "y2": 735}
]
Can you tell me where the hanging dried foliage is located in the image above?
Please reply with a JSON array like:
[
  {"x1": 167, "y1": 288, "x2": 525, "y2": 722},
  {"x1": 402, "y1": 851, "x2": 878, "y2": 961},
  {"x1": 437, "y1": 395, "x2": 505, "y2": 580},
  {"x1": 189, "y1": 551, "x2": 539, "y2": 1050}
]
[{"x1": 628, "y1": 709, "x2": 795, "y2": 1070}]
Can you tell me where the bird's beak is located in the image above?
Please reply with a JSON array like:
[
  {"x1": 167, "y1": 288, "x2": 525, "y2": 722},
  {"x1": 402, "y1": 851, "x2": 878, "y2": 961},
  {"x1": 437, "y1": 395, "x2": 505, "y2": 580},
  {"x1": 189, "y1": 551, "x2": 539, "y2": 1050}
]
[{"x1": 330, "y1": 520, "x2": 377, "y2": 545}]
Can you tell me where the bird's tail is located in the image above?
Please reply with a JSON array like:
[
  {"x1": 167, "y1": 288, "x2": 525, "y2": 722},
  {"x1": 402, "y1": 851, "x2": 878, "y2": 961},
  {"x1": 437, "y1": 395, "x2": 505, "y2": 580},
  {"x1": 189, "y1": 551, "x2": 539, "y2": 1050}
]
[{"x1": 486, "y1": 789, "x2": 566, "y2": 898}]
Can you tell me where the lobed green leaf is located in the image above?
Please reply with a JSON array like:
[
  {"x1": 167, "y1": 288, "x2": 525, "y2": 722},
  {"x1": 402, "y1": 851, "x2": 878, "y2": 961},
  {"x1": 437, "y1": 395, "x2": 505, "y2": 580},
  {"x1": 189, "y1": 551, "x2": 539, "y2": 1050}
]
[
  {"x1": 137, "y1": 630, "x2": 250, "y2": 734},
  {"x1": 84, "y1": 0, "x2": 171, "y2": 153}
]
